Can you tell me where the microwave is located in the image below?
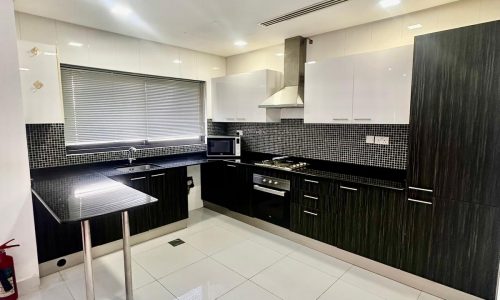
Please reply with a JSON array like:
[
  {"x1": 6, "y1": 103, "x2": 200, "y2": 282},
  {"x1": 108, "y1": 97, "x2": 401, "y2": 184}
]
[{"x1": 206, "y1": 136, "x2": 241, "y2": 158}]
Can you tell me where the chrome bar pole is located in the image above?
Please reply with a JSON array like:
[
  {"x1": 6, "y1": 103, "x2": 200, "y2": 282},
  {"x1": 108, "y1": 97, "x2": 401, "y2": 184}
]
[
  {"x1": 81, "y1": 220, "x2": 95, "y2": 300},
  {"x1": 122, "y1": 211, "x2": 133, "y2": 300}
]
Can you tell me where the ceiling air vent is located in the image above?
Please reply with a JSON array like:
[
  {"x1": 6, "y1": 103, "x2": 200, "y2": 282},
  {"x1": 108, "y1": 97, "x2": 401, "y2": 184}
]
[{"x1": 260, "y1": 0, "x2": 349, "y2": 27}]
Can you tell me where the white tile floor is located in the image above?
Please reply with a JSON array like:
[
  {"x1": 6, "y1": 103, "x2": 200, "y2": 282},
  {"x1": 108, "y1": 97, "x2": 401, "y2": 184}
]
[{"x1": 20, "y1": 207, "x2": 446, "y2": 300}]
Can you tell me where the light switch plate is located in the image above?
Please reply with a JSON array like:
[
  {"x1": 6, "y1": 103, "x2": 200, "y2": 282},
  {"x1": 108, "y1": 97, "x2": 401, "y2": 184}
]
[
  {"x1": 375, "y1": 136, "x2": 390, "y2": 145},
  {"x1": 366, "y1": 136, "x2": 375, "y2": 144},
  {"x1": 236, "y1": 130, "x2": 243, "y2": 136}
]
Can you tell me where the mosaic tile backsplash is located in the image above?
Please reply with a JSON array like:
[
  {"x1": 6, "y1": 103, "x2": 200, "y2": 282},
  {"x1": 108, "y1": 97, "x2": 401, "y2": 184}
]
[
  {"x1": 26, "y1": 124, "x2": 206, "y2": 169},
  {"x1": 208, "y1": 119, "x2": 408, "y2": 170}
]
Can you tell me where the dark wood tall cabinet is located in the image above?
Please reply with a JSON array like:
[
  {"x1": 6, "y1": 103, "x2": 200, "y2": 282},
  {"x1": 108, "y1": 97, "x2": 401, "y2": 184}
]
[{"x1": 404, "y1": 20, "x2": 500, "y2": 300}]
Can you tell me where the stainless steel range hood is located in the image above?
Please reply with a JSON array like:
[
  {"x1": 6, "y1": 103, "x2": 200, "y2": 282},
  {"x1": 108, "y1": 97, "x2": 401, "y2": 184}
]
[{"x1": 259, "y1": 36, "x2": 307, "y2": 108}]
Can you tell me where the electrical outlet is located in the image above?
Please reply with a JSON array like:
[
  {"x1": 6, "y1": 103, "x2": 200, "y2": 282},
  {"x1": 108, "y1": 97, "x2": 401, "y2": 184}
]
[
  {"x1": 375, "y1": 136, "x2": 390, "y2": 145},
  {"x1": 366, "y1": 136, "x2": 375, "y2": 144},
  {"x1": 236, "y1": 130, "x2": 243, "y2": 136}
]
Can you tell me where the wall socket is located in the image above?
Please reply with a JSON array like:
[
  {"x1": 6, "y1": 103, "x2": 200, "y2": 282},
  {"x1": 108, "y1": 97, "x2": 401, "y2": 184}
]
[
  {"x1": 375, "y1": 136, "x2": 390, "y2": 145},
  {"x1": 236, "y1": 130, "x2": 244, "y2": 136},
  {"x1": 366, "y1": 136, "x2": 375, "y2": 144}
]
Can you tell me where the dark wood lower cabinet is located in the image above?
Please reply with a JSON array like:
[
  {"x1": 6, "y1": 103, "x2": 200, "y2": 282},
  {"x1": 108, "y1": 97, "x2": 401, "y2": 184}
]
[
  {"x1": 33, "y1": 167, "x2": 188, "y2": 264},
  {"x1": 290, "y1": 203, "x2": 333, "y2": 244}
]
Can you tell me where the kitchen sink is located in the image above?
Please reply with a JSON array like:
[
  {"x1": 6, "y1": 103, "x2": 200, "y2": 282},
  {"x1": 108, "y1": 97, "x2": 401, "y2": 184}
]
[{"x1": 116, "y1": 164, "x2": 161, "y2": 173}]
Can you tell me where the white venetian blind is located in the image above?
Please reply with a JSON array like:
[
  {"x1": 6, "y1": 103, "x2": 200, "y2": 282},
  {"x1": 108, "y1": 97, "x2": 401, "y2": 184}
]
[{"x1": 61, "y1": 65, "x2": 204, "y2": 148}]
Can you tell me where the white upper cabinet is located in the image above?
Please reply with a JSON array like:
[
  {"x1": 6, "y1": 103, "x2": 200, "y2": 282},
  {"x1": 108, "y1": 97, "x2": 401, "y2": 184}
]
[
  {"x1": 304, "y1": 45, "x2": 413, "y2": 124},
  {"x1": 17, "y1": 41, "x2": 64, "y2": 124},
  {"x1": 304, "y1": 56, "x2": 354, "y2": 123},
  {"x1": 212, "y1": 69, "x2": 282, "y2": 123}
]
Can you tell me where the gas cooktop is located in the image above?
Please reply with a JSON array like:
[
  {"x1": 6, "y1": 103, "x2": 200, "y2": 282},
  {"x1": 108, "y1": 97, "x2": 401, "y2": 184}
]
[{"x1": 254, "y1": 156, "x2": 308, "y2": 171}]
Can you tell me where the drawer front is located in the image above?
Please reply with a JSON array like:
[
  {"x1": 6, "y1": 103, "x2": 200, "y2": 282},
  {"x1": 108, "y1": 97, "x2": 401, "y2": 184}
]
[
  {"x1": 290, "y1": 203, "x2": 333, "y2": 244},
  {"x1": 300, "y1": 177, "x2": 323, "y2": 194},
  {"x1": 299, "y1": 190, "x2": 323, "y2": 210}
]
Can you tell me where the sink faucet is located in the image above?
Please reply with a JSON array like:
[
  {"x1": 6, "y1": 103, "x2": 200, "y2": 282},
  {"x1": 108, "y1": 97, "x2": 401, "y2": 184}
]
[{"x1": 127, "y1": 147, "x2": 137, "y2": 165}]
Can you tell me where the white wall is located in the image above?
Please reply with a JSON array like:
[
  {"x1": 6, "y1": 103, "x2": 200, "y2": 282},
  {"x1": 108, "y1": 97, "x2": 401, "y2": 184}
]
[
  {"x1": 15, "y1": 12, "x2": 227, "y2": 119},
  {"x1": 0, "y1": 0, "x2": 40, "y2": 291}
]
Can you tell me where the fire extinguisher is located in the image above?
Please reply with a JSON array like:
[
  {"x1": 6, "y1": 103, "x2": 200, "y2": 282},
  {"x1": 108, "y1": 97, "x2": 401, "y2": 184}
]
[{"x1": 0, "y1": 239, "x2": 20, "y2": 300}]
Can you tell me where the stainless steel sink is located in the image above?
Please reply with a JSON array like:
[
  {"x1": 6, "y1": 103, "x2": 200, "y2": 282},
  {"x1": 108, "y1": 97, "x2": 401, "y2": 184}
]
[{"x1": 116, "y1": 164, "x2": 160, "y2": 173}]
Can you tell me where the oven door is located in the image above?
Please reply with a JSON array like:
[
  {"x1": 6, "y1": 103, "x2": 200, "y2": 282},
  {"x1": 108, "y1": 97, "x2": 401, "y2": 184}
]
[
  {"x1": 206, "y1": 137, "x2": 236, "y2": 157},
  {"x1": 252, "y1": 184, "x2": 290, "y2": 228}
]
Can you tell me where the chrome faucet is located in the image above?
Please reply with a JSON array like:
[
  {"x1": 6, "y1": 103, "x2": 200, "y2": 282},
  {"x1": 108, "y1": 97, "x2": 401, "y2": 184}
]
[{"x1": 127, "y1": 147, "x2": 137, "y2": 165}]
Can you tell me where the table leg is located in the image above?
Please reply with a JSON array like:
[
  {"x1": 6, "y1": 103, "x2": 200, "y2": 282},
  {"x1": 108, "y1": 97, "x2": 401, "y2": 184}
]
[
  {"x1": 81, "y1": 220, "x2": 95, "y2": 300},
  {"x1": 122, "y1": 211, "x2": 133, "y2": 300}
]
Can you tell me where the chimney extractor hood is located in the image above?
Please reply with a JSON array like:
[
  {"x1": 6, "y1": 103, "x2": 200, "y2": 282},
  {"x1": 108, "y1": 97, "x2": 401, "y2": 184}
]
[{"x1": 259, "y1": 36, "x2": 307, "y2": 108}]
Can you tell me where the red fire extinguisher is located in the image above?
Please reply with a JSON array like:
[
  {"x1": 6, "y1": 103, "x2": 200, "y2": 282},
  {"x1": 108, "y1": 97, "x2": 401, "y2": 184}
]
[{"x1": 0, "y1": 240, "x2": 20, "y2": 300}]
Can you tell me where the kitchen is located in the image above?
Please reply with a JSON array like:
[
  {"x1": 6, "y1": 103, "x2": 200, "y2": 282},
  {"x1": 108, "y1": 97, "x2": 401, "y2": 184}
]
[{"x1": 0, "y1": 0, "x2": 499, "y2": 300}]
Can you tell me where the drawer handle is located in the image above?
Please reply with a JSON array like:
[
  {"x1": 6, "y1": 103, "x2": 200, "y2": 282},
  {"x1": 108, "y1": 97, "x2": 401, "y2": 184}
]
[
  {"x1": 304, "y1": 179, "x2": 319, "y2": 184},
  {"x1": 354, "y1": 118, "x2": 372, "y2": 121},
  {"x1": 303, "y1": 210, "x2": 318, "y2": 216},
  {"x1": 408, "y1": 198, "x2": 432, "y2": 205},
  {"x1": 340, "y1": 186, "x2": 357, "y2": 191},
  {"x1": 303, "y1": 195, "x2": 318, "y2": 200},
  {"x1": 151, "y1": 173, "x2": 165, "y2": 177},
  {"x1": 130, "y1": 176, "x2": 146, "y2": 181},
  {"x1": 408, "y1": 186, "x2": 433, "y2": 193},
  {"x1": 333, "y1": 118, "x2": 349, "y2": 121},
  {"x1": 226, "y1": 164, "x2": 237, "y2": 168}
]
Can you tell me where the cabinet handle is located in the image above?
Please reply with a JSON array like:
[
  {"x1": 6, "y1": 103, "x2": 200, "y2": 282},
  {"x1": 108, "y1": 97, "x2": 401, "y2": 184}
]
[
  {"x1": 151, "y1": 173, "x2": 165, "y2": 177},
  {"x1": 226, "y1": 164, "x2": 237, "y2": 168},
  {"x1": 408, "y1": 198, "x2": 432, "y2": 205},
  {"x1": 303, "y1": 195, "x2": 318, "y2": 200},
  {"x1": 304, "y1": 179, "x2": 319, "y2": 184},
  {"x1": 408, "y1": 186, "x2": 433, "y2": 193},
  {"x1": 226, "y1": 118, "x2": 235, "y2": 121},
  {"x1": 130, "y1": 176, "x2": 146, "y2": 181},
  {"x1": 354, "y1": 118, "x2": 372, "y2": 121},
  {"x1": 236, "y1": 118, "x2": 246, "y2": 121},
  {"x1": 333, "y1": 118, "x2": 349, "y2": 121},
  {"x1": 340, "y1": 186, "x2": 357, "y2": 191},
  {"x1": 303, "y1": 210, "x2": 318, "y2": 216}
]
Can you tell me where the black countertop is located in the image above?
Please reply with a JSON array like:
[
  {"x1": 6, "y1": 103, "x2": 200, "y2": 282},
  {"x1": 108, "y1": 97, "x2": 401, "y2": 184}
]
[
  {"x1": 30, "y1": 153, "x2": 209, "y2": 224},
  {"x1": 31, "y1": 151, "x2": 406, "y2": 224}
]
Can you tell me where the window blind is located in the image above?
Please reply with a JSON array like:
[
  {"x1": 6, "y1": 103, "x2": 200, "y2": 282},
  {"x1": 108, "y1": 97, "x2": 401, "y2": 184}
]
[{"x1": 61, "y1": 65, "x2": 204, "y2": 151}]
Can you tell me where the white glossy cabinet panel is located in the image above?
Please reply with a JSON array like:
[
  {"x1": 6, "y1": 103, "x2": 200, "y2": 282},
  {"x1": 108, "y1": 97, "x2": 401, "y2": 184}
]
[
  {"x1": 17, "y1": 41, "x2": 64, "y2": 124},
  {"x1": 212, "y1": 70, "x2": 282, "y2": 123},
  {"x1": 352, "y1": 45, "x2": 413, "y2": 124},
  {"x1": 304, "y1": 45, "x2": 412, "y2": 124},
  {"x1": 304, "y1": 56, "x2": 354, "y2": 123}
]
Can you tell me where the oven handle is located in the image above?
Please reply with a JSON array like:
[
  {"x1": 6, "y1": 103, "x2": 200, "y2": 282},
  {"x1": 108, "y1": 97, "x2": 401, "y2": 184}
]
[{"x1": 253, "y1": 185, "x2": 286, "y2": 197}]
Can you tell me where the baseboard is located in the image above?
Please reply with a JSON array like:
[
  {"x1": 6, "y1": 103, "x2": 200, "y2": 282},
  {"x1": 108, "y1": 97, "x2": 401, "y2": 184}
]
[
  {"x1": 204, "y1": 201, "x2": 482, "y2": 300},
  {"x1": 38, "y1": 219, "x2": 187, "y2": 277},
  {"x1": 17, "y1": 274, "x2": 41, "y2": 296}
]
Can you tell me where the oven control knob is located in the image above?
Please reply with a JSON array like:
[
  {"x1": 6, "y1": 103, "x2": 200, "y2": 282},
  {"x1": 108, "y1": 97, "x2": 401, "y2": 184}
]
[
  {"x1": 274, "y1": 181, "x2": 278, "y2": 185},
  {"x1": 263, "y1": 179, "x2": 267, "y2": 182}
]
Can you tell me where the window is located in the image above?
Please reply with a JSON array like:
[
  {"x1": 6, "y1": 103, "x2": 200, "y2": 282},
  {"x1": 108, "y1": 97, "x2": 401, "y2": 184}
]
[{"x1": 60, "y1": 65, "x2": 205, "y2": 153}]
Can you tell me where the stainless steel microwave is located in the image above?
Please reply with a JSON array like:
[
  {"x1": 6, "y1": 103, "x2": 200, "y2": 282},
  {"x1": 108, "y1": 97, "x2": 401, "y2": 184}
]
[{"x1": 206, "y1": 136, "x2": 241, "y2": 158}]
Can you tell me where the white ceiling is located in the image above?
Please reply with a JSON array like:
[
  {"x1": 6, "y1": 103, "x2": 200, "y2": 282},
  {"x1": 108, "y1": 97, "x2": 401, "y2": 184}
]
[{"x1": 14, "y1": 0, "x2": 458, "y2": 56}]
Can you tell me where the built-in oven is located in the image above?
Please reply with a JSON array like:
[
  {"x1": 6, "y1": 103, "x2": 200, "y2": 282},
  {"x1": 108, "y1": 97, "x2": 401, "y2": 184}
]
[
  {"x1": 206, "y1": 136, "x2": 241, "y2": 158},
  {"x1": 252, "y1": 174, "x2": 290, "y2": 228}
]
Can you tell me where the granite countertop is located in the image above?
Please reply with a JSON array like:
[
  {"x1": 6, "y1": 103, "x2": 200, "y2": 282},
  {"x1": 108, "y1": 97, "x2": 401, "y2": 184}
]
[{"x1": 30, "y1": 153, "x2": 208, "y2": 223}]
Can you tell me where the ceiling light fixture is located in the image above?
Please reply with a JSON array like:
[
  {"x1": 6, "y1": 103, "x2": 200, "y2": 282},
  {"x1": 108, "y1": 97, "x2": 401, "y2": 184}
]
[
  {"x1": 407, "y1": 23, "x2": 423, "y2": 30},
  {"x1": 379, "y1": 0, "x2": 400, "y2": 8},
  {"x1": 234, "y1": 40, "x2": 248, "y2": 47},
  {"x1": 111, "y1": 4, "x2": 132, "y2": 16},
  {"x1": 68, "y1": 42, "x2": 83, "y2": 47},
  {"x1": 172, "y1": 59, "x2": 182, "y2": 64}
]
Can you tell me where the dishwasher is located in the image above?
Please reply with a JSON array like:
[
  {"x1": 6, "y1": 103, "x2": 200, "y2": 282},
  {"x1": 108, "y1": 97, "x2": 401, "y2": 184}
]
[{"x1": 252, "y1": 174, "x2": 290, "y2": 228}]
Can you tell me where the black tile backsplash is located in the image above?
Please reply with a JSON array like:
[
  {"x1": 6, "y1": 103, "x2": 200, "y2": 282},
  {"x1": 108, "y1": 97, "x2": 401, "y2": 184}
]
[
  {"x1": 208, "y1": 119, "x2": 408, "y2": 170},
  {"x1": 26, "y1": 124, "x2": 206, "y2": 169}
]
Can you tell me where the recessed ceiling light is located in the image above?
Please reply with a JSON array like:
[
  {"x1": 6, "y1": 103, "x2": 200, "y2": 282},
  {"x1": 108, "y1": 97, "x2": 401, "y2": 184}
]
[
  {"x1": 306, "y1": 61, "x2": 317, "y2": 64},
  {"x1": 379, "y1": 0, "x2": 400, "y2": 8},
  {"x1": 234, "y1": 40, "x2": 248, "y2": 47},
  {"x1": 275, "y1": 53, "x2": 284, "y2": 57},
  {"x1": 173, "y1": 59, "x2": 182, "y2": 64},
  {"x1": 111, "y1": 5, "x2": 132, "y2": 16},
  {"x1": 407, "y1": 23, "x2": 423, "y2": 30},
  {"x1": 19, "y1": 67, "x2": 30, "y2": 71},
  {"x1": 68, "y1": 42, "x2": 83, "y2": 47}
]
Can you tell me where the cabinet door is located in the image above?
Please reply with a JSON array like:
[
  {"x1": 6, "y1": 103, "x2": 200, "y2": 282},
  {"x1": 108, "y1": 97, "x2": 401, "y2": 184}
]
[
  {"x1": 290, "y1": 203, "x2": 332, "y2": 244},
  {"x1": 149, "y1": 168, "x2": 188, "y2": 228},
  {"x1": 124, "y1": 174, "x2": 151, "y2": 235},
  {"x1": 352, "y1": 46, "x2": 412, "y2": 124},
  {"x1": 223, "y1": 162, "x2": 252, "y2": 215},
  {"x1": 201, "y1": 161, "x2": 226, "y2": 206},
  {"x1": 17, "y1": 41, "x2": 65, "y2": 124},
  {"x1": 304, "y1": 56, "x2": 354, "y2": 123},
  {"x1": 426, "y1": 200, "x2": 499, "y2": 300},
  {"x1": 212, "y1": 76, "x2": 239, "y2": 122}
]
